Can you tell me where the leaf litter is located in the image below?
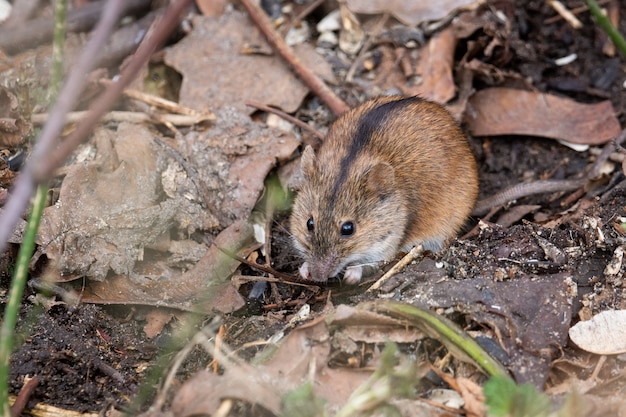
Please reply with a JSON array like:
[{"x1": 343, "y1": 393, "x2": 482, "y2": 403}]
[{"x1": 2, "y1": 0, "x2": 626, "y2": 415}]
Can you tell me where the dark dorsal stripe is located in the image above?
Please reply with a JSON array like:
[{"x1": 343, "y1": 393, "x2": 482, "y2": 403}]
[{"x1": 330, "y1": 96, "x2": 420, "y2": 200}]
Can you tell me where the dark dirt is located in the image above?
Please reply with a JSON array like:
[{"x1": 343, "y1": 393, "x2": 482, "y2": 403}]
[
  {"x1": 8, "y1": 304, "x2": 154, "y2": 412},
  {"x1": 4, "y1": 0, "x2": 626, "y2": 414}
]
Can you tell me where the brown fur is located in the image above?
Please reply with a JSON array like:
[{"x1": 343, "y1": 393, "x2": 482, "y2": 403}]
[{"x1": 290, "y1": 96, "x2": 479, "y2": 282}]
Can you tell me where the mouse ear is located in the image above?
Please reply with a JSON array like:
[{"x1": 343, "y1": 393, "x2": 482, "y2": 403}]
[
  {"x1": 300, "y1": 145, "x2": 317, "y2": 179},
  {"x1": 365, "y1": 162, "x2": 395, "y2": 199}
]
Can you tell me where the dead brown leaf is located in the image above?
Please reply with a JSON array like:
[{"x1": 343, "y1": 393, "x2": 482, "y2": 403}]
[
  {"x1": 156, "y1": 304, "x2": 480, "y2": 416},
  {"x1": 79, "y1": 219, "x2": 252, "y2": 312},
  {"x1": 164, "y1": 11, "x2": 335, "y2": 114},
  {"x1": 165, "y1": 316, "x2": 337, "y2": 416},
  {"x1": 465, "y1": 87, "x2": 621, "y2": 145},
  {"x1": 143, "y1": 309, "x2": 175, "y2": 339},
  {"x1": 169, "y1": 368, "x2": 282, "y2": 416},
  {"x1": 456, "y1": 377, "x2": 486, "y2": 417},
  {"x1": 39, "y1": 102, "x2": 297, "y2": 312},
  {"x1": 162, "y1": 313, "x2": 387, "y2": 414},
  {"x1": 40, "y1": 124, "x2": 177, "y2": 282},
  {"x1": 410, "y1": 26, "x2": 457, "y2": 104}
]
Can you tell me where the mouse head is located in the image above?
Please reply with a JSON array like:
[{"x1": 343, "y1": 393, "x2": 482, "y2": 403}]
[{"x1": 290, "y1": 146, "x2": 408, "y2": 282}]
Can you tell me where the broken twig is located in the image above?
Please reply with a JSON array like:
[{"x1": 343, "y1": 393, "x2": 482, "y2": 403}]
[
  {"x1": 245, "y1": 100, "x2": 324, "y2": 140},
  {"x1": 239, "y1": 0, "x2": 349, "y2": 116},
  {"x1": 367, "y1": 244, "x2": 424, "y2": 292}
]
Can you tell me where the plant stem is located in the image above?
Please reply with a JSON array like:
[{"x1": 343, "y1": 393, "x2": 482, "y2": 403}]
[
  {"x1": 0, "y1": 185, "x2": 48, "y2": 416},
  {"x1": 0, "y1": 0, "x2": 66, "y2": 413},
  {"x1": 584, "y1": 0, "x2": 626, "y2": 58},
  {"x1": 50, "y1": 0, "x2": 67, "y2": 100}
]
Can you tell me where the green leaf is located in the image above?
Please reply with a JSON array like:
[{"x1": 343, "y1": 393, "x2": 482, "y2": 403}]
[
  {"x1": 281, "y1": 382, "x2": 327, "y2": 417},
  {"x1": 484, "y1": 376, "x2": 550, "y2": 417}
]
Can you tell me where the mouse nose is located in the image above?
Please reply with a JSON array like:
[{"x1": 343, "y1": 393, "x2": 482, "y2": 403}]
[{"x1": 308, "y1": 253, "x2": 341, "y2": 282}]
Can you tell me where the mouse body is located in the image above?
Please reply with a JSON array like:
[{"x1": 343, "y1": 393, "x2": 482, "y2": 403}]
[{"x1": 290, "y1": 96, "x2": 479, "y2": 283}]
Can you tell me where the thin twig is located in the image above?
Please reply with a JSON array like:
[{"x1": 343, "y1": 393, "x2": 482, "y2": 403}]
[
  {"x1": 367, "y1": 244, "x2": 424, "y2": 292},
  {"x1": 546, "y1": 0, "x2": 583, "y2": 29},
  {"x1": 50, "y1": 0, "x2": 67, "y2": 99},
  {"x1": 10, "y1": 376, "x2": 39, "y2": 417},
  {"x1": 31, "y1": 110, "x2": 213, "y2": 126},
  {"x1": 544, "y1": 0, "x2": 611, "y2": 24},
  {"x1": 103, "y1": 81, "x2": 215, "y2": 118},
  {"x1": 0, "y1": 0, "x2": 152, "y2": 54},
  {"x1": 245, "y1": 100, "x2": 324, "y2": 140},
  {"x1": 217, "y1": 246, "x2": 313, "y2": 285},
  {"x1": 34, "y1": 0, "x2": 193, "y2": 181},
  {"x1": 239, "y1": 0, "x2": 349, "y2": 116}
]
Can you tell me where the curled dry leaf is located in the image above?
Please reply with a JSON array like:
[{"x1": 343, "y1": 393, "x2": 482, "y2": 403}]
[
  {"x1": 42, "y1": 105, "x2": 297, "y2": 311},
  {"x1": 40, "y1": 124, "x2": 179, "y2": 282}
]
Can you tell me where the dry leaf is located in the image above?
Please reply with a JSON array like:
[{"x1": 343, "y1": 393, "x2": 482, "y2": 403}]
[
  {"x1": 569, "y1": 310, "x2": 626, "y2": 355},
  {"x1": 195, "y1": 0, "x2": 227, "y2": 17},
  {"x1": 411, "y1": 26, "x2": 457, "y2": 104},
  {"x1": 465, "y1": 88, "x2": 621, "y2": 144},
  {"x1": 165, "y1": 11, "x2": 334, "y2": 114},
  {"x1": 143, "y1": 309, "x2": 175, "y2": 338}
]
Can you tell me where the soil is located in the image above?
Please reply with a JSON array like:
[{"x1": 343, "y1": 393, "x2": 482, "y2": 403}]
[{"x1": 3, "y1": 0, "x2": 626, "y2": 415}]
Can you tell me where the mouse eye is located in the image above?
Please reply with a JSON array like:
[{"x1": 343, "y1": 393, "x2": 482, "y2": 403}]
[
  {"x1": 306, "y1": 217, "x2": 314, "y2": 232},
  {"x1": 340, "y1": 221, "x2": 355, "y2": 236}
]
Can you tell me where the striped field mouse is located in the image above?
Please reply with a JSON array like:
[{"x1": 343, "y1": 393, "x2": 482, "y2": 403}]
[{"x1": 290, "y1": 96, "x2": 479, "y2": 283}]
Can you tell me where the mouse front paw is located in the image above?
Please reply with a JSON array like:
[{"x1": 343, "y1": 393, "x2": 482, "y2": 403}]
[
  {"x1": 298, "y1": 262, "x2": 311, "y2": 280},
  {"x1": 343, "y1": 265, "x2": 363, "y2": 284}
]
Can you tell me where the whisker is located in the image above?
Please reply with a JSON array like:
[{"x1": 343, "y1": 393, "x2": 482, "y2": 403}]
[{"x1": 345, "y1": 261, "x2": 380, "y2": 269}]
